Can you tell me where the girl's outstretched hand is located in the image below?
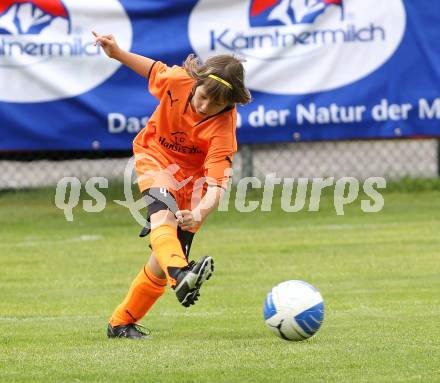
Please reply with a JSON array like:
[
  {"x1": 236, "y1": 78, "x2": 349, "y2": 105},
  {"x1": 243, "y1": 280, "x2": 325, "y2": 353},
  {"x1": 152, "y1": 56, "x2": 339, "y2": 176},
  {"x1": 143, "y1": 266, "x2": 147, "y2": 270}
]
[{"x1": 92, "y1": 31, "x2": 121, "y2": 59}]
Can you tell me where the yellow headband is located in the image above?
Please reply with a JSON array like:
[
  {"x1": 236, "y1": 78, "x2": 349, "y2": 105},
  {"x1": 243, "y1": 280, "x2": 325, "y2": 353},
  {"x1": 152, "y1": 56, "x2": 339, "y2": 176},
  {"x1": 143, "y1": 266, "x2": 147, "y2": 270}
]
[{"x1": 208, "y1": 74, "x2": 233, "y2": 90}]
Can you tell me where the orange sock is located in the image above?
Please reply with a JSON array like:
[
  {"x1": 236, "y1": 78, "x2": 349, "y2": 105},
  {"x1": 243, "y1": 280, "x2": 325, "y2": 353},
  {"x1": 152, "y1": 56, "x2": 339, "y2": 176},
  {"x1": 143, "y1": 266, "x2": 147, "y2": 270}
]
[
  {"x1": 150, "y1": 225, "x2": 188, "y2": 287},
  {"x1": 109, "y1": 264, "x2": 167, "y2": 327}
]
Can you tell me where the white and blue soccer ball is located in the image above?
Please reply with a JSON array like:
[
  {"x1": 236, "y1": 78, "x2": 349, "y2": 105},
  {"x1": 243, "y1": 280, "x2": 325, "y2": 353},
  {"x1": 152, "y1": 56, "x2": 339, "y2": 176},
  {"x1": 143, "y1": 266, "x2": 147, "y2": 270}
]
[{"x1": 263, "y1": 280, "x2": 324, "y2": 341}]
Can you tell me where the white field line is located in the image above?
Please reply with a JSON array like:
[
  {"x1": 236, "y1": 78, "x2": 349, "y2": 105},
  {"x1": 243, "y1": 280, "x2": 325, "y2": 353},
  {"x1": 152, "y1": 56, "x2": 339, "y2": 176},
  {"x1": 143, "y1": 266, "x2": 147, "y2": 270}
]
[
  {"x1": 0, "y1": 311, "x2": 226, "y2": 322},
  {"x1": 0, "y1": 315, "x2": 102, "y2": 322},
  {"x1": 0, "y1": 234, "x2": 103, "y2": 248},
  {"x1": 222, "y1": 221, "x2": 425, "y2": 232}
]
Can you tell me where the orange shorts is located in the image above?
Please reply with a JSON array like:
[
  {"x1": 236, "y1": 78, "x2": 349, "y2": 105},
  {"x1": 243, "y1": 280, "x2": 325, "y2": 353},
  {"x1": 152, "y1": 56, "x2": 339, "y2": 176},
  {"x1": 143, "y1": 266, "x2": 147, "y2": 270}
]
[{"x1": 134, "y1": 153, "x2": 207, "y2": 212}]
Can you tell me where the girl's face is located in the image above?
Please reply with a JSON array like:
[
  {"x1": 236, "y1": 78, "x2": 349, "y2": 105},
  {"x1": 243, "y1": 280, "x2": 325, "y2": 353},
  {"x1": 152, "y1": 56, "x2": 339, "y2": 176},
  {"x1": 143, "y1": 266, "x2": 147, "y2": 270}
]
[{"x1": 191, "y1": 85, "x2": 230, "y2": 117}]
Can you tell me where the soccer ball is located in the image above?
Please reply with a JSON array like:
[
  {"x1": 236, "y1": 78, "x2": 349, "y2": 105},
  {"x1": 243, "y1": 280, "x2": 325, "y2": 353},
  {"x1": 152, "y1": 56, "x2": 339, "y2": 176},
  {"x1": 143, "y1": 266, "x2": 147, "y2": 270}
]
[{"x1": 263, "y1": 280, "x2": 324, "y2": 341}]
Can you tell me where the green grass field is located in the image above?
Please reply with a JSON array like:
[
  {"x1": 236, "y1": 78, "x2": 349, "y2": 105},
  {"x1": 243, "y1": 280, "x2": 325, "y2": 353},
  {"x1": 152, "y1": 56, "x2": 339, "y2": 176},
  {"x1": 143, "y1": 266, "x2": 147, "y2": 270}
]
[{"x1": 1, "y1": 185, "x2": 440, "y2": 382}]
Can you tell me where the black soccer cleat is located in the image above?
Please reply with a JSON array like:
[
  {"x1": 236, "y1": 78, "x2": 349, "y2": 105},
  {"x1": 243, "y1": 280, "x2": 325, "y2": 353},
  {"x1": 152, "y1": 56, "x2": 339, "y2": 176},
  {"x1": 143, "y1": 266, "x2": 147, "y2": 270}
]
[
  {"x1": 107, "y1": 323, "x2": 152, "y2": 340},
  {"x1": 173, "y1": 256, "x2": 214, "y2": 307}
]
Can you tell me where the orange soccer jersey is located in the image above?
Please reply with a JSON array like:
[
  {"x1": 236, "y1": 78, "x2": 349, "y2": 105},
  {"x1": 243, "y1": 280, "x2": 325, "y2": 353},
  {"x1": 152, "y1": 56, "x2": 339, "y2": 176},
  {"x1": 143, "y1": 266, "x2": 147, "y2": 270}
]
[{"x1": 133, "y1": 61, "x2": 237, "y2": 210}]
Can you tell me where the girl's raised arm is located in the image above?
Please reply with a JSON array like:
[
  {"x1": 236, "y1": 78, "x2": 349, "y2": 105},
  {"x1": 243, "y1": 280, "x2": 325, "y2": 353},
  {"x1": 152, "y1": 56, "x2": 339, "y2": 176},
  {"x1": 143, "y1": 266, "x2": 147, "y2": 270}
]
[{"x1": 92, "y1": 31, "x2": 155, "y2": 78}]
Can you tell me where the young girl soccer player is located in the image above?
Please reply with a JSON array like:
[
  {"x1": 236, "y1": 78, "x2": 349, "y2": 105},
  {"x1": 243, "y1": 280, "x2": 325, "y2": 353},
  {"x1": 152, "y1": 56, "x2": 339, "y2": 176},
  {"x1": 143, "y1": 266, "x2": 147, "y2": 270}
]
[{"x1": 92, "y1": 32, "x2": 251, "y2": 339}]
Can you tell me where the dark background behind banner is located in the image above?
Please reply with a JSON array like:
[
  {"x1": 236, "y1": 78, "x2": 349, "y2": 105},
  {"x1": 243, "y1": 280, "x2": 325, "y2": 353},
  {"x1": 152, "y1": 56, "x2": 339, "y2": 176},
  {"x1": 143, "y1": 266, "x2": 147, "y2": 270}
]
[{"x1": 0, "y1": 0, "x2": 439, "y2": 151}]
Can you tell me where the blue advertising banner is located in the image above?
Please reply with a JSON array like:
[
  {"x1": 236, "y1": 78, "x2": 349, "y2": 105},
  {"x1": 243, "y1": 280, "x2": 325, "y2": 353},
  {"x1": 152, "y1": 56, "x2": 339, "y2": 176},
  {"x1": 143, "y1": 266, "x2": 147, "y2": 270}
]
[{"x1": 0, "y1": 0, "x2": 439, "y2": 150}]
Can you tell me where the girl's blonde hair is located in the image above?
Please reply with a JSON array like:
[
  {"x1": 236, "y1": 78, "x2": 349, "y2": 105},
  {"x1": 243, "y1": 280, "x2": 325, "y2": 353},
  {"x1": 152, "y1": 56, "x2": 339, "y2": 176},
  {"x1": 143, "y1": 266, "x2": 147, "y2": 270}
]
[{"x1": 183, "y1": 54, "x2": 252, "y2": 106}]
